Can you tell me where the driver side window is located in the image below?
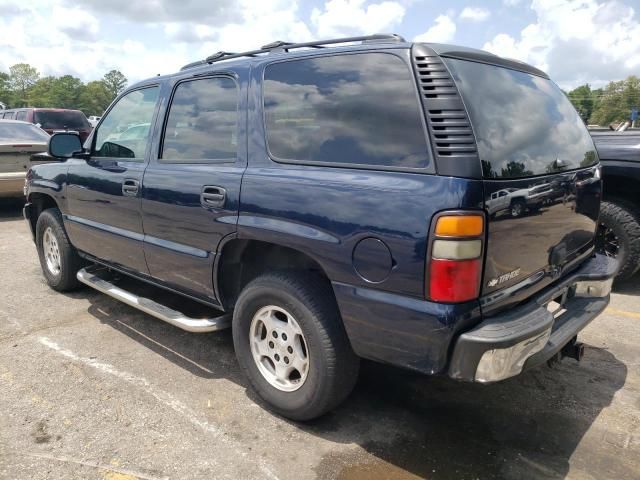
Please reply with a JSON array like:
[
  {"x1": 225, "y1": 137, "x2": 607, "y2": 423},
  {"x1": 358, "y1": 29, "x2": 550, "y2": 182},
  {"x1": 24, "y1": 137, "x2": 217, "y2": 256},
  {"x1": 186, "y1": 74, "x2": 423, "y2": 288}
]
[{"x1": 93, "y1": 86, "x2": 159, "y2": 160}]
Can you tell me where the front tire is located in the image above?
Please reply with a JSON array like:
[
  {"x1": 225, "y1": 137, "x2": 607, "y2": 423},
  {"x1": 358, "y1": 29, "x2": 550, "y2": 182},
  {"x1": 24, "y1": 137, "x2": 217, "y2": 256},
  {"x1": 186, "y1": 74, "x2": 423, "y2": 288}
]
[
  {"x1": 232, "y1": 272, "x2": 359, "y2": 421},
  {"x1": 36, "y1": 208, "x2": 82, "y2": 291},
  {"x1": 596, "y1": 200, "x2": 640, "y2": 280}
]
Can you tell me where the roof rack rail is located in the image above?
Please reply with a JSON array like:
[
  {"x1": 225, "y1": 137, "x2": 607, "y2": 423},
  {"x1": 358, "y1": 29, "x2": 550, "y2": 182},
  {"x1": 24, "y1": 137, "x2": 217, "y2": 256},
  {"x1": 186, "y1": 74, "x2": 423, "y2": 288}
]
[{"x1": 180, "y1": 33, "x2": 406, "y2": 71}]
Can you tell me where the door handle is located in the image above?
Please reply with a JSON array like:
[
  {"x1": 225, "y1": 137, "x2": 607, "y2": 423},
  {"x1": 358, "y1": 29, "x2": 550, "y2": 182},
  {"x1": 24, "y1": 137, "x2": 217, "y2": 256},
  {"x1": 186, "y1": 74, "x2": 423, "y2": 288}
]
[
  {"x1": 201, "y1": 186, "x2": 226, "y2": 208},
  {"x1": 122, "y1": 179, "x2": 139, "y2": 196}
]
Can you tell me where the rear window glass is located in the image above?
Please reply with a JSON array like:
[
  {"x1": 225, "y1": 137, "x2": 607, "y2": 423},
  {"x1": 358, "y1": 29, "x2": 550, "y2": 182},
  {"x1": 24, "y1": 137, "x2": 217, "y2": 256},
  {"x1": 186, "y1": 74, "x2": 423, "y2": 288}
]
[
  {"x1": 444, "y1": 59, "x2": 598, "y2": 179},
  {"x1": 34, "y1": 110, "x2": 90, "y2": 130},
  {"x1": 263, "y1": 53, "x2": 430, "y2": 169},
  {"x1": 0, "y1": 123, "x2": 50, "y2": 142}
]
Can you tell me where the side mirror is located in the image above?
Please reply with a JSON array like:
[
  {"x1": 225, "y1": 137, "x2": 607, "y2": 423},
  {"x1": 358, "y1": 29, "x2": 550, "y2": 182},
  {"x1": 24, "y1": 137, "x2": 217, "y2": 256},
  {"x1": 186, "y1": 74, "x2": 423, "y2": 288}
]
[{"x1": 49, "y1": 132, "x2": 84, "y2": 159}]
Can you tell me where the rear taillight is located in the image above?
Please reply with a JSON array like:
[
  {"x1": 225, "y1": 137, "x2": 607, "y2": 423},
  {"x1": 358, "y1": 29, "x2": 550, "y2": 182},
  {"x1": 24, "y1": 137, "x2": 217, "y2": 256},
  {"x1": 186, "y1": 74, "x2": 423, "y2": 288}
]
[{"x1": 428, "y1": 213, "x2": 484, "y2": 303}]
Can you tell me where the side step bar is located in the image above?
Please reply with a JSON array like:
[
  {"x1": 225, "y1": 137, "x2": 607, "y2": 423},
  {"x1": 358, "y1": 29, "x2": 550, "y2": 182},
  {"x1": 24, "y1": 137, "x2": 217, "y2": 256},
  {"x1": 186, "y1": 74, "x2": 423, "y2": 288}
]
[{"x1": 77, "y1": 267, "x2": 231, "y2": 333}]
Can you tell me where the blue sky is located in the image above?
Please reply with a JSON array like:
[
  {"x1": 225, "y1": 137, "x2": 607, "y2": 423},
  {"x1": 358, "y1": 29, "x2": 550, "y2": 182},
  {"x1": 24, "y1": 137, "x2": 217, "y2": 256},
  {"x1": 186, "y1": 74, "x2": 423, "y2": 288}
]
[{"x1": 0, "y1": 0, "x2": 638, "y2": 89}]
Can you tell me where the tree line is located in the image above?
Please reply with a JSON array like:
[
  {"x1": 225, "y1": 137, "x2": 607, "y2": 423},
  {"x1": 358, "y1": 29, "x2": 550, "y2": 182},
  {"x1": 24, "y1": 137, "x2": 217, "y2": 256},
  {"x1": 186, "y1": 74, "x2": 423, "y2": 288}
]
[
  {"x1": 0, "y1": 63, "x2": 128, "y2": 117},
  {"x1": 1, "y1": 62, "x2": 637, "y2": 127},
  {"x1": 567, "y1": 75, "x2": 640, "y2": 126}
]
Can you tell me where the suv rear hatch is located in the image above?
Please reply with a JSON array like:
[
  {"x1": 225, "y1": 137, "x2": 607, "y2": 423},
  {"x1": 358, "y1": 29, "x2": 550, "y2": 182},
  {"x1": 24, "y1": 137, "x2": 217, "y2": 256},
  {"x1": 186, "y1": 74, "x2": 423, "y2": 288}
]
[
  {"x1": 444, "y1": 57, "x2": 600, "y2": 310},
  {"x1": 34, "y1": 109, "x2": 92, "y2": 142}
]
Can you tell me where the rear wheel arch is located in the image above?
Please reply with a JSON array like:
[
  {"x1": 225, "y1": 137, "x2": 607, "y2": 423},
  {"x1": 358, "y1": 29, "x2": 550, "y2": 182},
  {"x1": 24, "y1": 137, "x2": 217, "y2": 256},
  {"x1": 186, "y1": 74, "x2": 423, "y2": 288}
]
[
  {"x1": 602, "y1": 172, "x2": 639, "y2": 209},
  {"x1": 216, "y1": 239, "x2": 334, "y2": 310}
]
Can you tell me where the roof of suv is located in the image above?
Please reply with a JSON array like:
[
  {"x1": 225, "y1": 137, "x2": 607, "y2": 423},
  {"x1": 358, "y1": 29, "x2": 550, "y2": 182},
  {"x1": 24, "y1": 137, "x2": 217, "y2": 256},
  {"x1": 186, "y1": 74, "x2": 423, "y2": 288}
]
[{"x1": 129, "y1": 33, "x2": 548, "y2": 89}]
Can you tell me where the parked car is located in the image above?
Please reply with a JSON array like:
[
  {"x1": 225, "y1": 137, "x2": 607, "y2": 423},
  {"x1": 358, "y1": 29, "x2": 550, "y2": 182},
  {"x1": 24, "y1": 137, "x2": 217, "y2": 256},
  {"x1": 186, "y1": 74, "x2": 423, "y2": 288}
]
[
  {"x1": 486, "y1": 182, "x2": 554, "y2": 218},
  {"x1": 87, "y1": 116, "x2": 101, "y2": 127},
  {"x1": 24, "y1": 34, "x2": 615, "y2": 421},
  {"x1": 591, "y1": 131, "x2": 640, "y2": 280},
  {"x1": 0, "y1": 108, "x2": 92, "y2": 143},
  {"x1": 0, "y1": 120, "x2": 49, "y2": 197}
]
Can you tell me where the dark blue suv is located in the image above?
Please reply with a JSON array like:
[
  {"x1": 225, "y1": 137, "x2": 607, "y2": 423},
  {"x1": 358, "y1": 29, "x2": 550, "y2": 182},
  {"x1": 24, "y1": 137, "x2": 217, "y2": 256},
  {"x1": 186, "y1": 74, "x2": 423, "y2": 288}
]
[{"x1": 24, "y1": 34, "x2": 615, "y2": 420}]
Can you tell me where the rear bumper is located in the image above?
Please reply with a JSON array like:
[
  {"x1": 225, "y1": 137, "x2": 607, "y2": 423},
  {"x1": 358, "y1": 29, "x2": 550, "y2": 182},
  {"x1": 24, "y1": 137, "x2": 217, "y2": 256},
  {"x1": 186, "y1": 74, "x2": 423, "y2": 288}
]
[{"x1": 448, "y1": 254, "x2": 616, "y2": 382}]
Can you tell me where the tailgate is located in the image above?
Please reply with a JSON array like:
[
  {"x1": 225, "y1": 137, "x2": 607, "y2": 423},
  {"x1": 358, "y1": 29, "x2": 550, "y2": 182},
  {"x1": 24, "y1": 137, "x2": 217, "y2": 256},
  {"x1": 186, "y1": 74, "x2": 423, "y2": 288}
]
[
  {"x1": 483, "y1": 167, "x2": 600, "y2": 295},
  {"x1": 442, "y1": 57, "x2": 601, "y2": 299}
]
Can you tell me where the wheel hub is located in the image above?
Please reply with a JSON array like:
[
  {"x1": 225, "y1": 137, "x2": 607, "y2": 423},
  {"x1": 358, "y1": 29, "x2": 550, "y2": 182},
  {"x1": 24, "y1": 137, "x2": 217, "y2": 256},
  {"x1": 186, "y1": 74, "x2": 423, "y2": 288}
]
[
  {"x1": 43, "y1": 227, "x2": 61, "y2": 275},
  {"x1": 595, "y1": 222, "x2": 620, "y2": 258},
  {"x1": 249, "y1": 305, "x2": 309, "y2": 392}
]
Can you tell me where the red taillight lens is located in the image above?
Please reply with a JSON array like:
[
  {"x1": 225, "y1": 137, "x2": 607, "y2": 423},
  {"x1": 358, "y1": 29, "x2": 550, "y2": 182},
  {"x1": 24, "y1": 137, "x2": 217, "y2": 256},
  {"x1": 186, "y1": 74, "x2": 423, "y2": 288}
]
[
  {"x1": 427, "y1": 213, "x2": 484, "y2": 303},
  {"x1": 429, "y1": 258, "x2": 481, "y2": 302}
]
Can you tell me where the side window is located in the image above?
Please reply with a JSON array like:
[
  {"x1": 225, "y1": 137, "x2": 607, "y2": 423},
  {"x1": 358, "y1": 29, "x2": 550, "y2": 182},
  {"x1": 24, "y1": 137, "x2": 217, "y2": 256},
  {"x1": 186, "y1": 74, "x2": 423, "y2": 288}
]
[
  {"x1": 499, "y1": 191, "x2": 507, "y2": 197},
  {"x1": 93, "y1": 86, "x2": 159, "y2": 160},
  {"x1": 4, "y1": 112, "x2": 15, "y2": 120},
  {"x1": 263, "y1": 53, "x2": 430, "y2": 169},
  {"x1": 16, "y1": 111, "x2": 27, "y2": 121},
  {"x1": 161, "y1": 77, "x2": 238, "y2": 163}
]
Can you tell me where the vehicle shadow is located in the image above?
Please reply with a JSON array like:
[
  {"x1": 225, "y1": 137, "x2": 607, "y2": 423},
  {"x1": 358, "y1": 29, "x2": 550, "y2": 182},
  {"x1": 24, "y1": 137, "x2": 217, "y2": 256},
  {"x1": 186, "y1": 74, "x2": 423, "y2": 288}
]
[
  {"x1": 0, "y1": 198, "x2": 25, "y2": 222},
  {"x1": 613, "y1": 274, "x2": 640, "y2": 295},
  {"x1": 82, "y1": 291, "x2": 631, "y2": 480}
]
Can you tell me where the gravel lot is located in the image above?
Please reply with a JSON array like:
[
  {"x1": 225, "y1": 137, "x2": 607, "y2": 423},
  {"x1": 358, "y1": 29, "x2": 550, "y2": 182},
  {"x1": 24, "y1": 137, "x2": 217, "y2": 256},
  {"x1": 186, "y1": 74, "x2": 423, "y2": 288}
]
[{"x1": 1, "y1": 199, "x2": 639, "y2": 480}]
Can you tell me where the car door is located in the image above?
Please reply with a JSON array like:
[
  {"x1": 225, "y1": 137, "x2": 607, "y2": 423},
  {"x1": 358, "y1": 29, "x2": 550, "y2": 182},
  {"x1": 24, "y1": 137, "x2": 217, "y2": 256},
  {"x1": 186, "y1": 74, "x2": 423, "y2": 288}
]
[
  {"x1": 64, "y1": 85, "x2": 160, "y2": 274},
  {"x1": 140, "y1": 70, "x2": 246, "y2": 300}
]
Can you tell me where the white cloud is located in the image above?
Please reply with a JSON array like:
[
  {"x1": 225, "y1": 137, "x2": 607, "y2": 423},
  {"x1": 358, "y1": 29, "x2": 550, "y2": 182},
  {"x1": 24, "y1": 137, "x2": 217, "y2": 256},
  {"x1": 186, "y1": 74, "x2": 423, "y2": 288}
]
[
  {"x1": 503, "y1": 0, "x2": 522, "y2": 6},
  {"x1": 0, "y1": 0, "x2": 314, "y2": 83},
  {"x1": 483, "y1": 0, "x2": 640, "y2": 88},
  {"x1": 310, "y1": 0, "x2": 405, "y2": 38},
  {"x1": 459, "y1": 7, "x2": 491, "y2": 22},
  {"x1": 414, "y1": 14, "x2": 456, "y2": 43}
]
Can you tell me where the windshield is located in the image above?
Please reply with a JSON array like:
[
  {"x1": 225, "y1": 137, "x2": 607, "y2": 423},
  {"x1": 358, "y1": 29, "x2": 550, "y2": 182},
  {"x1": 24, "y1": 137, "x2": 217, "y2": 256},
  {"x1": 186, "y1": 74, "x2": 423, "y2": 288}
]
[
  {"x1": 0, "y1": 122, "x2": 50, "y2": 142},
  {"x1": 34, "y1": 110, "x2": 91, "y2": 130},
  {"x1": 444, "y1": 58, "x2": 598, "y2": 179}
]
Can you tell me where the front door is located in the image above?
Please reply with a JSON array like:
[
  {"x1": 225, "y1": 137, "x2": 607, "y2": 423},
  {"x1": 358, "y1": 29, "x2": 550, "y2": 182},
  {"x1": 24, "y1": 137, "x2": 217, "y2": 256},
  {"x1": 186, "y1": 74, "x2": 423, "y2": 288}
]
[{"x1": 64, "y1": 86, "x2": 160, "y2": 274}]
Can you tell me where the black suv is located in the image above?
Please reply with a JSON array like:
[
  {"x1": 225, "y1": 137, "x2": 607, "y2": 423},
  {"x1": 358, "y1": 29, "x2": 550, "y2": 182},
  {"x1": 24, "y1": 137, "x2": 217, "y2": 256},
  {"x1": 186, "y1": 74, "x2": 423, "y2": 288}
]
[
  {"x1": 24, "y1": 34, "x2": 615, "y2": 420},
  {"x1": 591, "y1": 131, "x2": 640, "y2": 280}
]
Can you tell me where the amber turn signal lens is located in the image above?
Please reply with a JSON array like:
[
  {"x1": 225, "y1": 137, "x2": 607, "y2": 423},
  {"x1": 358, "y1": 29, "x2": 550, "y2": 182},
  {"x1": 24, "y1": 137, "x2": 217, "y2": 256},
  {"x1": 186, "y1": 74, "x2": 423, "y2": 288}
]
[{"x1": 435, "y1": 215, "x2": 483, "y2": 237}]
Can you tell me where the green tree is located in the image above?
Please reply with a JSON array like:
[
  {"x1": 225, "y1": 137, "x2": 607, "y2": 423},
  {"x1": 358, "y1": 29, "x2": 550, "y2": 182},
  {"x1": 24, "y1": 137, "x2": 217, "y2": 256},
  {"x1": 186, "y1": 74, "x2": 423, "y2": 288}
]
[
  {"x1": 9, "y1": 63, "x2": 39, "y2": 107},
  {"x1": 49, "y1": 75, "x2": 84, "y2": 109},
  {"x1": 0, "y1": 72, "x2": 11, "y2": 107},
  {"x1": 590, "y1": 76, "x2": 640, "y2": 125},
  {"x1": 29, "y1": 76, "x2": 57, "y2": 107},
  {"x1": 78, "y1": 80, "x2": 112, "y2": 116},
  {"x1": 568, "y1": 84, "x2": 594, "y2": 122},
  {"x1": 102, "y1": 70, "x2": 127, "y2": 100}
]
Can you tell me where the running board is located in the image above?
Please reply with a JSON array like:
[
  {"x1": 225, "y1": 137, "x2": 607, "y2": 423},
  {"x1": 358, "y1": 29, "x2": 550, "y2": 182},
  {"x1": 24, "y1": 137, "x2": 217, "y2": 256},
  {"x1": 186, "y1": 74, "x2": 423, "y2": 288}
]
[{"x1": 76, "y1": 267, "x2": 231, "y2": 333}]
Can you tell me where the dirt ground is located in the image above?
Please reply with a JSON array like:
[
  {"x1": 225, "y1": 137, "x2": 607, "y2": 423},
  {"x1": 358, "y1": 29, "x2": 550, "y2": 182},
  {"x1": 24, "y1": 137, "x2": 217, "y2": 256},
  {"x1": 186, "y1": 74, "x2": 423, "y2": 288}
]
[{"x1": 0, "y1": 199, "x2": 638, "y2": 480}]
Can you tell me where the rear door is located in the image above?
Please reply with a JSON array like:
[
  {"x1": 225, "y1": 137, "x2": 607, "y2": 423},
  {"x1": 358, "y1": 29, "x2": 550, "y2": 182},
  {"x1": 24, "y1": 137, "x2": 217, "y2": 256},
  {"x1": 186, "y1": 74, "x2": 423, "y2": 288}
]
[
  {"x1": 444, "y1": 58, "x2": 601, "y2": 305},
  {"x1": 64, "y1": 86, "x2": 160, "y2": 274},
  {"x1": 140, "y1": 69, "x2": 246, "y2": 301}
]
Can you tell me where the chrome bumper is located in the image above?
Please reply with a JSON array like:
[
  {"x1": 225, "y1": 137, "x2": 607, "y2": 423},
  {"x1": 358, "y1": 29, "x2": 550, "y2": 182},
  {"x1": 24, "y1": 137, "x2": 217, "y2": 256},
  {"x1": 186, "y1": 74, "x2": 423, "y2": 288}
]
[{"x1": 448, "y1": 254, "x2": 616, "y2": 383}]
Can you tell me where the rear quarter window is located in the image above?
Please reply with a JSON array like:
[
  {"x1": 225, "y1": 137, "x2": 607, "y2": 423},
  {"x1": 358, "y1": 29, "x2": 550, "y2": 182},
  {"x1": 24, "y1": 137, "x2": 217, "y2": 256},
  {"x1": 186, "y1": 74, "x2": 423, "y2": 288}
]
[
  {"x1": 263, "y1": 52, "x2": 431, "y2": 170},
  {"x1": 444, "y1": 59, "x2": 598, "y2": 179}
]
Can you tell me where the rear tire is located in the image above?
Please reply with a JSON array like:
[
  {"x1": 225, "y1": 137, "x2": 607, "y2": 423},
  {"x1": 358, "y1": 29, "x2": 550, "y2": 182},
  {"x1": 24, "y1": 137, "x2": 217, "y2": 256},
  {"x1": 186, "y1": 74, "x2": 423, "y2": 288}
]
[
  {"x1": 36, "y1": 208, "x2": 83, "y2": 291},
  {"x1": 232, "y1": 272, "x2": 359, "y2": 421},
  {"x1": 596, "y1": 200, "x2": 640, "y2": 280}
]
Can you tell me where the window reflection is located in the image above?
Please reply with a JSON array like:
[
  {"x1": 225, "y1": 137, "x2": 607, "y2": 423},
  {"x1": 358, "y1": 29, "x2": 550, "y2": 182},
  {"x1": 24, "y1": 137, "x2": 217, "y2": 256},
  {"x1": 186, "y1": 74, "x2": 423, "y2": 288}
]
[
  {"x1": 94, "y1": 87, "x2": 159, "y2": 159},
  {"x1": 264, "y1": 53, "x2": 430, "y2": 169},
  {"x1": 161, "y1": 77, "x2": 238, "y2": 162},
  {"x1": 445, "y1": 59, "x2": 597, "y2": 179}
]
